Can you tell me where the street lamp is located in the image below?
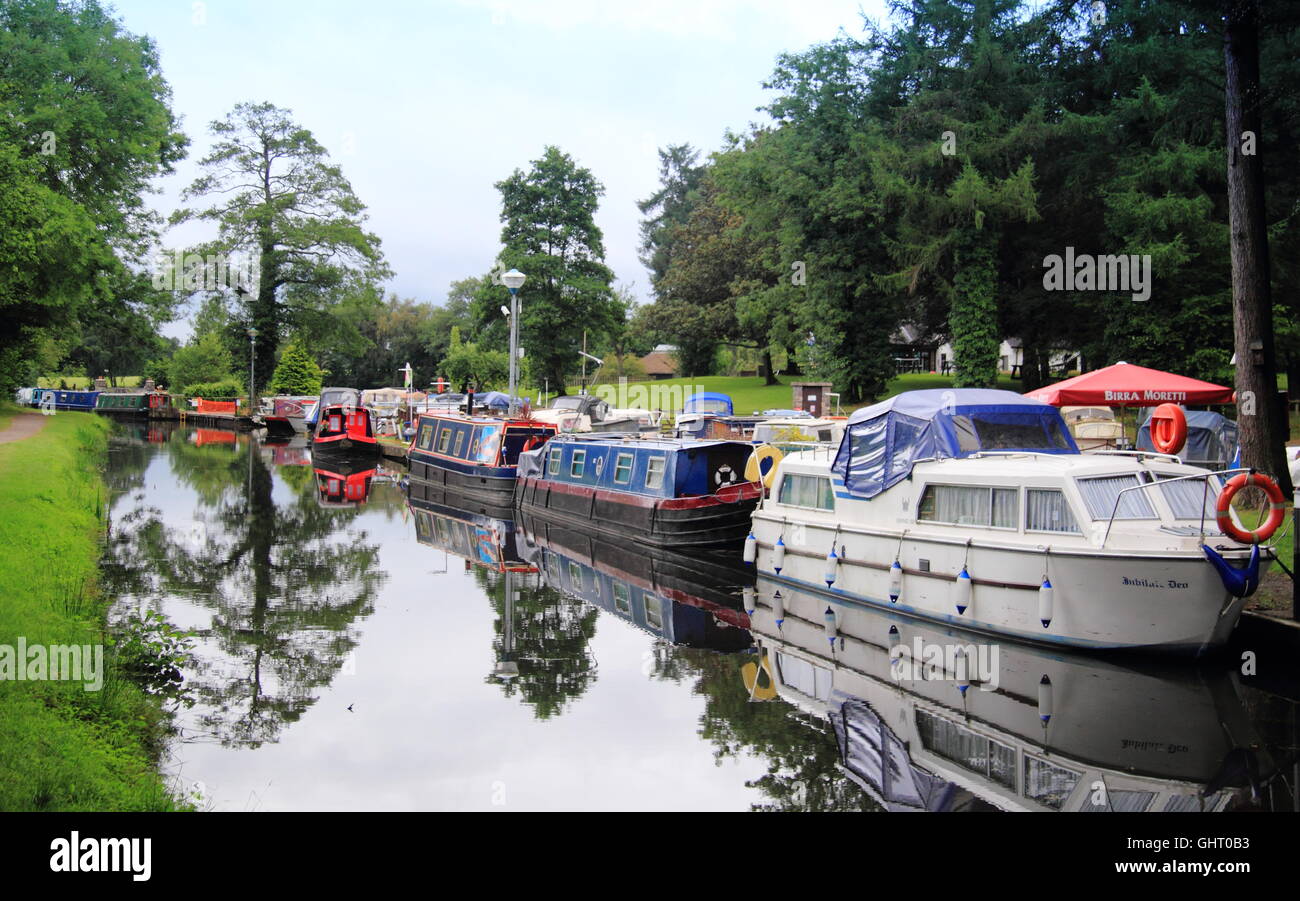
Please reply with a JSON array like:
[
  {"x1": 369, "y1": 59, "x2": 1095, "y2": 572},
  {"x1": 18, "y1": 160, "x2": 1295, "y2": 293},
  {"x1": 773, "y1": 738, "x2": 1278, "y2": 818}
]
[
  {"x1": 247, "y1": 327, "x2": 258, "y2": 415},
  {"x1": 501, "y1": 269, "x2": 526, "y2": 417}
]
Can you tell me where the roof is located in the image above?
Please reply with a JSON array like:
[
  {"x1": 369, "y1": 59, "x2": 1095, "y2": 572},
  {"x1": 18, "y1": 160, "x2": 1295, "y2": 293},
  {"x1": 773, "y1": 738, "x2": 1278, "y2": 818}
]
[
  {"x1": 640, "y1": 351, "x2": 677, "y2": 375},
  {"x1": 1024, "y1": 362, "x2": 1234, "y2": 406}
]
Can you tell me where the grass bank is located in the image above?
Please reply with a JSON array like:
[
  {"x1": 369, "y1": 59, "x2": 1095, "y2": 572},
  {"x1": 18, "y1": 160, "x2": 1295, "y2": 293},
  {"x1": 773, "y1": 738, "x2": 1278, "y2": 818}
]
[{"x1": 0, "y1": 410, "x2": 179, "y2": 810}]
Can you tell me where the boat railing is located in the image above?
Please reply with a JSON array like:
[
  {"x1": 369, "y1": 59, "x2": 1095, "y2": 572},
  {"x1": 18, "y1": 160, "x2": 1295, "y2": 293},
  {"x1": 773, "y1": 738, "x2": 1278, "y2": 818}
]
[
  {"x1": 1100, "y1": 467, "x2": 1250, "y2": 547},
  {"x1": 1085, "y1": 449, "x2": 1183, "y2": 464}
]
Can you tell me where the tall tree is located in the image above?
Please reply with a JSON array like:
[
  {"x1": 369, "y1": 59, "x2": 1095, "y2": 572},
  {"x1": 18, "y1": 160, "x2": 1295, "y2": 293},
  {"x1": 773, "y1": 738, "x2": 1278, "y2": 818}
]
[
  {"x1": 172, "y1": 102, "x2": 388, "y2": 395},
  {"x1": 476, "y1": 146, "x2": 617, "y2": 393},
  {"x1": 1224, "y1": 0, "x2": 1291, "y2": 491}
]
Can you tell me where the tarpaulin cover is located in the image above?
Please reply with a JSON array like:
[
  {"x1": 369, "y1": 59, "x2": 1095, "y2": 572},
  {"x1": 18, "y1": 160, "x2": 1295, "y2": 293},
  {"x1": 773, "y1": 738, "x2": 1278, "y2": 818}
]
[
  {"x1": 830, "y1": 697, "x2": 959, "y2": 812},
  {"x1": 1024, "y1": 362, "x2": 1234, "y2": 406},
  {"x1": 683, "y1": 392, "x2": 733, "y2": 415},
  {"x1": 1137, "y1": 409, "x2": 1239, "y2": 469},
  {"x1": 476, "y1": 391, "x2": 527, "y2": 409},
  {"x1": 832, "y1": 389, "x2": 1077, "y2": 499}
]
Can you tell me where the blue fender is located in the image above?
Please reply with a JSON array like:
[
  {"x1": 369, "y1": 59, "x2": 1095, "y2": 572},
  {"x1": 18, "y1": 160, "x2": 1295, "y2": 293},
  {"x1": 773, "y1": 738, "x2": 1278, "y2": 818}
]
[{"x1": 1201, "y1": 544, "x2": 1261, "y2": 599}]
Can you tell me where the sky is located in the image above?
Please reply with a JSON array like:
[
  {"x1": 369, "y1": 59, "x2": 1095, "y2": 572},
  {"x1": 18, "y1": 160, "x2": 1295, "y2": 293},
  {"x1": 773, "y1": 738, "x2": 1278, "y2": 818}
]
[{"x1": 109, "y1": 0, "x2": 891, "y2": 340}]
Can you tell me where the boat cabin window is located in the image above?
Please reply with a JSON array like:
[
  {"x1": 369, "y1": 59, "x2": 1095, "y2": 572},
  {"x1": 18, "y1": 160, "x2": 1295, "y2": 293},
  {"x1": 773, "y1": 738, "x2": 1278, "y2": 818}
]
[
  {"x1": 570, "y1": 449, "x2": 587, "y2": 478},
  {"x1": 417, "y1": 421, "x2": 436, "y2": 451},
  {"x1": 1023, "y1": 755, "x2": 1081, "y2": 810},
  {"x1": 473, "y1": 425, "x2": 502, "y2": 464},
  {"x1": 452, "y1": 429, "x2": 466, "y2": 457},
  {"x1": 916, "y1": 710, "x2": 1016, "y2": 790},
  {"x1": 548, "y1": 446, "x2": 562, "y2": 475},
  {"x1": 1077, "y1": 475, "x2": 1157, "y2": 520},
  {"x1": 552, "y1": 396, "x2": 585, "y2": 411},
  {"x1": 613, "y1": 453, "x2": 634, "y2": 485},
  {"x1": 917, "y1": 485, "x2": 1017, "y2": 528},
  {"x1": 1025, "y1": 489, "x2": 1081, "y2": 533},
  {"x1": 1156, "y1": 474, "x2": 1219, "y2": 520},
  {"x1": 436, "y1": 425, "x2": 451, "y2": 453},
  {"x1": 778, "y1": 473, "x2": 836, "y2": 511},
  {"x1": 568, "y1": 561, "x2": 584, "y2": 589},
  {"x1": 644, "y1": 596, "x2": 662, "y2": 631},
  {"x1": 645, "y1": 456, "x2": 666, "y2": 490},
  {"x1": 613, "y1": 583, "x2": 631, "y2": 615}
]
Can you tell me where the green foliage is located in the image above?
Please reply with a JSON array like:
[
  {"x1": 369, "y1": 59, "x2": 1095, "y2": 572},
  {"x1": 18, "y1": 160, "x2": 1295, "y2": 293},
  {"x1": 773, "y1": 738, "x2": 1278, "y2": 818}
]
[
  {"x1": 169, "y1": 332, "x2": 234, "y2": 393},
  {"x1": 269, "y1": 337, "x2": 324, "y2": 395},
  {"x1": 182, "y1": 379, "x2": 244, "y2": 400},
  {"x1": 442, "y1": 327, "x2": 509, "y2": 392},
  {"x1": 172, "y1": 102, "x2": 389, "y2": 394},
  {"x1": 475, "y1": 146, "x2": 617, "y2": 393},
  {"x1": 112, "y1": 610, "x2": 194, "y2": 701}
]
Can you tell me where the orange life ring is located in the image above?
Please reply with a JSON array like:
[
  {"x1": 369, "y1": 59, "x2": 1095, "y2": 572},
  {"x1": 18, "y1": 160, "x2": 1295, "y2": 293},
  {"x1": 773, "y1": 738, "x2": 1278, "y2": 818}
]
[
  {"x1": 1215, "y1": 472, "x2": 1286, "y2": 544},
  {"x1": 1150, "y1": 403, "x2": 1187, "y2": 455}
]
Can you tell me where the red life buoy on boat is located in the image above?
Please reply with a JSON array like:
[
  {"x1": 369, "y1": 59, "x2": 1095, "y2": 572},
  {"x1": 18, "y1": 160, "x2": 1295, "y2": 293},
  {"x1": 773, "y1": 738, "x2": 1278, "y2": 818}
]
[
  {"x1": 1215, "y1": 472, "x2": 1286, "y2": 544},
  {"x1": 1150, "y1": 403, "x2": 1187, "y2": 455}
]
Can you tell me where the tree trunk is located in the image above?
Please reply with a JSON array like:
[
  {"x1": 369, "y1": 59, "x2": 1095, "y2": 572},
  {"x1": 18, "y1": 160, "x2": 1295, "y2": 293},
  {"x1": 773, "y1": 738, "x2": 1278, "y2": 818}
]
[
  {"x1": 761, "y1": 347, "x2": 777, "y2": 386},
  {"x1": 1225, "y1": 0, "x2": 1292, "y2": 492}
]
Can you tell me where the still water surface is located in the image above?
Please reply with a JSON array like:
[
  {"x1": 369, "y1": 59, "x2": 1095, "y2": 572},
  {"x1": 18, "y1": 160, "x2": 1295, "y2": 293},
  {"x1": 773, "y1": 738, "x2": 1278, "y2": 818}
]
[{"x1": 100, "y1": 423, "x2": 1299, "y2": 812}]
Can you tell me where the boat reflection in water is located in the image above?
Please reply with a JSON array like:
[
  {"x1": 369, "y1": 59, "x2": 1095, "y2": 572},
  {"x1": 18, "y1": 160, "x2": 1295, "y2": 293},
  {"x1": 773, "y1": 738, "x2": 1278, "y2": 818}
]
[
  {"x1": 312, "y1": 456, "x2": 390, "y2": 509},
  {"x1": 518, "y1": 513, "x2": 753, "y2": 652},
  {"x1": 749, "y1": 577, "x2": 1278, "y2": 812},
  {"x1": 408, "y1": 491, "x2": 534, "y2": 574}
]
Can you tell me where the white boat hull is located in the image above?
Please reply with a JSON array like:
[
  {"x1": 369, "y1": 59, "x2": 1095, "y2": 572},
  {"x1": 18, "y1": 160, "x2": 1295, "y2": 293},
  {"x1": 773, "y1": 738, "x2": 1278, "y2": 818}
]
[{"x1": 749, "y1": 518, "x2": 1256, "y2": 655}]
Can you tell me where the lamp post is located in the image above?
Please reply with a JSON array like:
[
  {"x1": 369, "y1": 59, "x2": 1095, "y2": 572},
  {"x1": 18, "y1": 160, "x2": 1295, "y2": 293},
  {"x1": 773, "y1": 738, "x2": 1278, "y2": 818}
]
[
  {"x1": 247, "y1": 327, "x2": 258, "y2": 415},
  {"x1": 501, "y1": 269, "x2": 526, "y2": 417}
]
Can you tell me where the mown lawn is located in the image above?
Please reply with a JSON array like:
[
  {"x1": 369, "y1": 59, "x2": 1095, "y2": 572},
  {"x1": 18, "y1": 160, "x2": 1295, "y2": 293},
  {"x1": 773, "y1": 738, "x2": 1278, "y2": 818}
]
[
  {"x1": 0, "y1": 412, "x2": 180, "y2": 810},
  {"x1": 576, "y1": 372, "x2": 1024, "y2": 414}
]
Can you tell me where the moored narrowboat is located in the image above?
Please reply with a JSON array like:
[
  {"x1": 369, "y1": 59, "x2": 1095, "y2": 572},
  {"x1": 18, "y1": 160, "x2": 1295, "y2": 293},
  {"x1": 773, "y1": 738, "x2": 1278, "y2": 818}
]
[
  {"x1": 407, "y1": 412, "x2": 557, "y2": 504},
  {"x1": 40, "y1": 389, "x2": 101, "y2": 412},
  {"x1": 516, "y1": 436, "x2": 763, "y2": 549},
  {"x1": 263, "y1": 395, "x2": 320, "y2": 438},
  {"x1": 312, "y1": 399, "x2": 380, "y2": 457},
  {"x1": 95, "y1": 390, "x2": 173, "y2": 418},
  {"x1": 313, "y1": 461, "x2": 380, "y2": 508}
]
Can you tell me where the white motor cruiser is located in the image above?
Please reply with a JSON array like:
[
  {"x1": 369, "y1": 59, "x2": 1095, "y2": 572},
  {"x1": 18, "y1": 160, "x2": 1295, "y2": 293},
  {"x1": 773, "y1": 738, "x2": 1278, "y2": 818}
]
[{"x1": 746, "y1": 389, "x2": 1276, "y2": 656}]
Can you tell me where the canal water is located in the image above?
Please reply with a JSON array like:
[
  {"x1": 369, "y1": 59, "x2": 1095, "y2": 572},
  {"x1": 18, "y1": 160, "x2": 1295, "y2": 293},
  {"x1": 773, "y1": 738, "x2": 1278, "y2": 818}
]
[{"x1": 100, "y1": 423, "x2": 1300, "y2": 812}]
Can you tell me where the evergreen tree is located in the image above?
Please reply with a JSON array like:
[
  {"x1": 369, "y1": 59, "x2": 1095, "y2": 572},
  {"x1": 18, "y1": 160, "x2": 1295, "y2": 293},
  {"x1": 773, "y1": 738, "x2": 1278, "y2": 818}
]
[{"x1": 269, "y1": 337, "x2": 324, "y2": 395}]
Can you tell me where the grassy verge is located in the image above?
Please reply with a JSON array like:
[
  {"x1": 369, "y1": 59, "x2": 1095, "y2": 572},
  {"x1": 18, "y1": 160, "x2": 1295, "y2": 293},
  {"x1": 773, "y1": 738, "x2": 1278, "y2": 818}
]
[
  {"x1": 36, "y1": 375, "x2": 142, "y2": 389},
  {"x1": 0, "y1": 412, "x2": 180, "y2": 810}
]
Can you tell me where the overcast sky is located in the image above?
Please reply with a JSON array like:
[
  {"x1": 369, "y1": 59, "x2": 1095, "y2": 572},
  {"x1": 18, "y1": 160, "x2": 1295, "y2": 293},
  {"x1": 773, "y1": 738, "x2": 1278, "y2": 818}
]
[{"x1": 112, "y1": 0, "x2": 889, "y2": 339}]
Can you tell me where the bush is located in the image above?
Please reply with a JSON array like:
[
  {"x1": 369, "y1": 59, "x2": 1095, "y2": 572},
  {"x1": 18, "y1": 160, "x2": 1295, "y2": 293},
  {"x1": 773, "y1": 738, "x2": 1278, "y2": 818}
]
[{"x1": 182, "y1": 379, "x2": 244, "y2": 399}]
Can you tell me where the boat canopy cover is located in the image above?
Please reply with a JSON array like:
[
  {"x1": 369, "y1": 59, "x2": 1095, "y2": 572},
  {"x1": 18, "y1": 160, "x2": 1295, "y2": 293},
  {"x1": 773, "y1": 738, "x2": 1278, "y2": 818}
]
[
  {"x1": 832, "y1": 389, "x2": 1078, "y2": 499},
  {"x1": 1136, "y1": 408, "x2": 1239, "y2": 468},
  {"x1": 476, "y1": 391, "x2": 526, "y2": 409},
  {"x1": 683, "y1": 392, "x2": 733, "y2": 415}
]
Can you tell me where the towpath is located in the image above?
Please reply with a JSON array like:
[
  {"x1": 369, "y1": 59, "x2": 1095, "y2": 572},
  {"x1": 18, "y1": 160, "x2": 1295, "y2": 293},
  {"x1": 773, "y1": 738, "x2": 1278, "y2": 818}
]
[{"x1": 0, "y1": 410, "x2": 49, "y2": 444}]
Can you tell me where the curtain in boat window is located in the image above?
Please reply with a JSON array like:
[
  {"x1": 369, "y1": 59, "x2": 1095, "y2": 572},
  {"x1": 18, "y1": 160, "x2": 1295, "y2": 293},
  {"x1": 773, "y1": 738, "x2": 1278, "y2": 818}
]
[
  {"x1": 1158, "y1": 475, "x2": 1219, "y2": 520},
  {"x1": 1077, "y1": 475, "x2": 1156, "y2": 520},
  {"x1": 1026, "y1": 489, "x2": 1080, "y2": 533}
]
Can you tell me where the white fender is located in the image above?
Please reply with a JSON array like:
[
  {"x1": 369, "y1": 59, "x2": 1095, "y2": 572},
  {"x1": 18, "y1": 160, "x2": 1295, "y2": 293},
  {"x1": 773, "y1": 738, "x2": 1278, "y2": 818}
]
[
  {"x1": 773, "y1": 536, "x2": 786, "y2": 574},
  {"x1": 888, "y1": 559, "x2": 903, "y2": 603},
  {"x1": 822, "y1": 606, "x2": 838, "y2": 647},
  {"x1": 743, "y1": 532, "x2": 757, "y2": 564},
  {"x1": 1039, "y1": 578, "x2": 1054, "y2": 629},
  {"x1": 772, "y1": 590, "x2": 785, "y2": 628},
  {"x1": 1038, "y1": 675, "x2": 1053, "y2": 726},
  {"x1": 742, "y1": 585, "x2": 756, "y2": 617},
  {"x1": 824, "y1": 546, "x2": 839, "y2": 587},
  {"x1": 955, "y1": 648, "x2": 970, "y2": 697},
  {"x1": 954, "y1": 567, "x2": 972, "y2": 614}
]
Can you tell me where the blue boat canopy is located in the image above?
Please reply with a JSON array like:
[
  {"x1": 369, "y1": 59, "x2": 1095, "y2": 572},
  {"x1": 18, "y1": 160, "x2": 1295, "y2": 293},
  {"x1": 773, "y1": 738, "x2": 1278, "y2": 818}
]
[
  {"x1": 683, "y1": 392, "x2": 733, "y2": 415},
  {"x1": 832, "y1": 389, "x2": 1078, "y2": 499}
]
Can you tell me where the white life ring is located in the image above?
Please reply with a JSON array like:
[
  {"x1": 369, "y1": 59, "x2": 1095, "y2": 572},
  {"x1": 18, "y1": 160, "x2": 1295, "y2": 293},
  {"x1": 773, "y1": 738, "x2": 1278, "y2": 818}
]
[{"x1": 714, "y1": 464, "x2": 737, "y2": 488}]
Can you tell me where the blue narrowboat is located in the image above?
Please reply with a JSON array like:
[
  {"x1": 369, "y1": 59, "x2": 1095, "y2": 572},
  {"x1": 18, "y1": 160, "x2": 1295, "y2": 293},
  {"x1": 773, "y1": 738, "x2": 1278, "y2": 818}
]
[
  {"x1": 516, "y1": 435, "x2": 763, "y2": 549},
  {"x1": 39, "y1": 389, "x2": 102, "y2": 412},
  {"x1": 519, "y1": 512, "x2": 754, "y2": 651},
  {"x1": 407, "y1": 411, "x2": 558, "y2": 504}
]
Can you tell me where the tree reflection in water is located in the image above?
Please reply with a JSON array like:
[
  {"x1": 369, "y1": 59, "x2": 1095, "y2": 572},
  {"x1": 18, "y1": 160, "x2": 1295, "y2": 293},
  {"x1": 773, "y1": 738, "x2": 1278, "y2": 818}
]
[{"x1": 102, "y1": 430, "x2": 386, "y2": 748}]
